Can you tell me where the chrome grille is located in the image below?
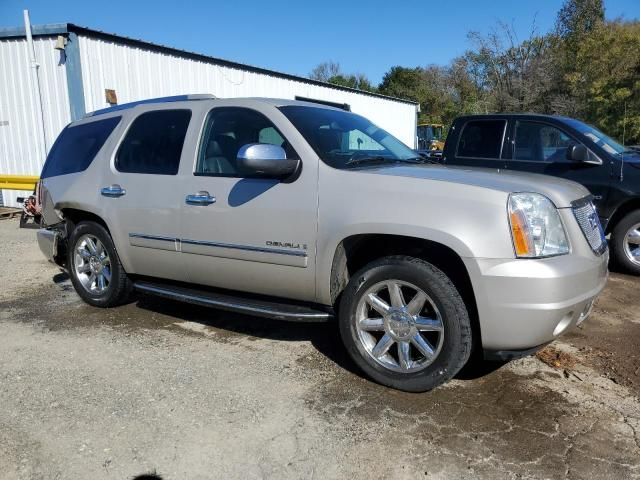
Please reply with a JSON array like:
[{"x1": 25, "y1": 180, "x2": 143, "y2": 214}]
[{"x1": 572, "y1": 200, "x2": 606, "y2": 255}]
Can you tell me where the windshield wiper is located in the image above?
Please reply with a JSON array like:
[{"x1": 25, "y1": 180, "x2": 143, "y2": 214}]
[
  {"x1": 344, "y1": 156, "x2": 394, "y2": 168},
  {"x1": 344, "y1": 156, "x2": 430, "y2": 168},
  {"x1": 406, "y1": 156, "x2": 439, "y2": 164}
]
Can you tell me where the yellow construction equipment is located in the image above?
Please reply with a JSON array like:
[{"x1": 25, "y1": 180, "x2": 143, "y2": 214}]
[
  {"x1": 417, "y1": 123, "x2": 445, "y2": 151},
  {"x1": 0, "y1": 175, "x2": 39, "y2": 191}
]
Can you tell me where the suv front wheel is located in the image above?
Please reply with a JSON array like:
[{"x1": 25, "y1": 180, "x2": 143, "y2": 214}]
[
  {"x1": 68, "y1": 221, "x2": 133, "y2": 307},
  {"x1": 338, "y1": 256, "x2": 472, "y2": 392}
]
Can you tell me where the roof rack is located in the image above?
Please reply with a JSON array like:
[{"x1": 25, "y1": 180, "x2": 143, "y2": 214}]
[{"x1": 84, "y1": 94, "x2": 216, "y2": 117}]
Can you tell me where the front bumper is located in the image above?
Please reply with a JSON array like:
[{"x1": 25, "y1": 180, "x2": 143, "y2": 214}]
[{"x1": 465, "y1": 249, "x2": 609, "y2": 351}]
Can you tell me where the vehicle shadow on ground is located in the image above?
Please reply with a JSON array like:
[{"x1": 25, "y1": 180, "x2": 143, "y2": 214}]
[{"x1": 133, "y1": 293, "x2": 507, "y2": 383}]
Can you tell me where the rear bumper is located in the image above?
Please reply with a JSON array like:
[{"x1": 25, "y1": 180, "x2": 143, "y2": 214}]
[
  {"x1": 37, "y1": 228, "x2": 60, "y2": 264},
  {"x1": 465, "y1": 249, "x2": 609, "y2": 351}
]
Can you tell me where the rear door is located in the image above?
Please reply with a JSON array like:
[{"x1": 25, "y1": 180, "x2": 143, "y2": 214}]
[
  {"x1": 506, "y1": 119, "x2": 612, "y2": 208},
  {"x1": 445, "y1": 118, "x2": 509, "y2": 169},
  {"x1": 100, "y1": 107, "x2": 192, "y2": 282}
]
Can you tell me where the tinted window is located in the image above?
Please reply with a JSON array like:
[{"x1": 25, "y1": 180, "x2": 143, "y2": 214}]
[
  {"x1": 457, "y1": 120, "x2": 506, "y2": 159},
  {"x1": 514, "y1": 121, "x2": 573, "y2": 162},
  {"x1": 196, "y1": 108, "x2": 297, "y2": 176},
  {"x1": 116, "y1": 110, "x2": 191, "y2": 175},
  {"x1": 41, "y1": 116, "x2": 121, "y2": 178},
  {"x1": 280, "y1": 106, "x2": 418, "y2": 169}
]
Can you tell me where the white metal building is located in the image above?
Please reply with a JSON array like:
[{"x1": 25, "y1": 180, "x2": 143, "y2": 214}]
[{"x1": 0, "y1": 23, "x2": 419, "y2": 207}]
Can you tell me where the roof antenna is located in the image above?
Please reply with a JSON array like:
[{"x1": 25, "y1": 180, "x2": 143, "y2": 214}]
[{"x1": 621, "y1": 102, "x2": 627, "y2": 182}]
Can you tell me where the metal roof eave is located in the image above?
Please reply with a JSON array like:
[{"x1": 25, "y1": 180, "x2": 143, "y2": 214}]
[
  {"x1": 0, "y1": 22, "x2": 418, "y2": 107},
  {"x1": 0, "y1": 23, "x2": 69, "y2": 38}
]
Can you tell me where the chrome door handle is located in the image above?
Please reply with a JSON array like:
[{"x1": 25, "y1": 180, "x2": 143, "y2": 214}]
[
  {"x1": 101, "y1": 184, "x2": 126, "y2": 197},
  {"x1": 186, "y1": 191, "x2": 216, "y2": 205}
]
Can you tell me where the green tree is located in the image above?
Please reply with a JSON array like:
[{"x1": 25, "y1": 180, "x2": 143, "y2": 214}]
[
  {"x1": 378, "y1": 66, "x2": 426, "y2": 103},
  {"x1": 556, "y1": 0, "x2": 605, "y2": 41},
  {"x1": 327, "y1": 73, "x2": 376, "y2": 92},
  {"x1": 568, "y1": 20, "x2": 640, "y2": 143}
]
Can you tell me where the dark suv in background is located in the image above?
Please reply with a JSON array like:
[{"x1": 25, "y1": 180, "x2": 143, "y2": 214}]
[{"x1": 441, "y1": 114, "x2": 640, "y2": 274}]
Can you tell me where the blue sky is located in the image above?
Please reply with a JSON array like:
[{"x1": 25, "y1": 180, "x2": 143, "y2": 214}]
[{"x1": 1, "y1": 0, "x2": 638, "y2": 84}]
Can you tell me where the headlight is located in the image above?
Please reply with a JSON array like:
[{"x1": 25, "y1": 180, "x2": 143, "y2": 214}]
[{"x1": 508, "y1": 193, "x2": 569, "y2": 258}]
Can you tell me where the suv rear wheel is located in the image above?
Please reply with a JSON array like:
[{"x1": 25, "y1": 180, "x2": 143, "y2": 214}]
[
  {"x1": 338, "y1": 255, "x2": 472, "y2": 392},
  {"x1": 68, "y1": 221, "x2": 133, "y2": 307},
  {"x1": 611, "y1": 210, "x2": 640, "y2": 275}
]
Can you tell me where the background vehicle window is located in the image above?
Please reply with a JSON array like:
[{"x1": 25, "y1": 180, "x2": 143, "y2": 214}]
[
  {"x1": 279, "y1": 105, "x2": 417, "y2": 169},
  {"x1": 41, "y1": 116, "x2": 121, "y2": 178},
  {"x1": 457, "y1": 120, "x2": 506, "y2": 159},
  {"x1": 514, "y1": 121, "x2": 573, "y2": 162},
  {"x1": 196, "y1": 108, "x2": 297, "y2": 176},
  {"x1": 116, "y1": 110, "x2": 191, "y2": 175}
]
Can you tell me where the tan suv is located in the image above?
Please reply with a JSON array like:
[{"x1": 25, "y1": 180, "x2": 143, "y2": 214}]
[{"x1": 37, "y1": 95, "x2": 608, "y2": 392}]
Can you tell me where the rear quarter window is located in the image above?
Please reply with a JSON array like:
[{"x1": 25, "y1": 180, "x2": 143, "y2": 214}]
[
  {"x1": 40, "y1": 116, "x2": 121, "y2": 178},
  {"x1": 456, "y1": 120, "x2": 506, "y2": 159}
]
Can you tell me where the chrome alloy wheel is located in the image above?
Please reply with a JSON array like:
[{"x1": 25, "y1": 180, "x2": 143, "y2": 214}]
[
  {"x1": 74, "y1": 234, "x2": 112, "y2": 294},
  {"x1": 355, "y1": 280, "x2": 445, "y2": 373},
  {"x1": 624, "y1": 223, "x2": 640, "y2": 267}
]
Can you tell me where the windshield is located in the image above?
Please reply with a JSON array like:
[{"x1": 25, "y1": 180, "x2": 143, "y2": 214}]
[
  {"x1": 418, "y1": 125, "x2": 434, "y2": 142},
  {"x1": 564, "y1": 118, "x2": 626, "y2": 155},
  {"x1": 279, "y1": 106, "x2": 419, "y2": 169}
]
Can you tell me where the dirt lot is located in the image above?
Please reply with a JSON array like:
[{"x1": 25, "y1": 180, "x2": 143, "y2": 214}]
[{"x1": 0, "y1": 218, "x2": 638, "y2": 480}]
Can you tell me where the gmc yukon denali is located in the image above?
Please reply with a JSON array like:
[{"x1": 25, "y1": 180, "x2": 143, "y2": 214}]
[{"x1": 37, "y1": 95, "x2": 609, "y2": 392}]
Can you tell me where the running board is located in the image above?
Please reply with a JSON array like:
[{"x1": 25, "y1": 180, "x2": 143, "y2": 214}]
[{"x1": 133, "y1": 281, "x2": 333, "y2": 323}]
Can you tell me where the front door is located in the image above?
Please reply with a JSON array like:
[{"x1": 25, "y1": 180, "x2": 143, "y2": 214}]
[
  {"x1": 101, "y1": 108, "x2": 192, "y2": 282},
  {"x1": 179, "y1": 106, "x2": 318, "y2": 301},
  {"x1": 506, "y1": 120, "x2": 612, "y2": 209}
]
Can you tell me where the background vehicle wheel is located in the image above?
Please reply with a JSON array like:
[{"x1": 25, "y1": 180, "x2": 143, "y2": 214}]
[
  {"x1": 338, "y1": 255, "x2": 472, "y2": 392},
  {"x1": 67, "y1": 221, "x2": 133, "y2": 307},
  {"x1": 611, "y1": 210, "x2": 640, "y2": 275}
]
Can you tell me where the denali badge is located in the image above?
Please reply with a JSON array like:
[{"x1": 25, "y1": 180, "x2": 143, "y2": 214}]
[{"x1": 266, "y1": 241, "x2": 307, "y2": 250}]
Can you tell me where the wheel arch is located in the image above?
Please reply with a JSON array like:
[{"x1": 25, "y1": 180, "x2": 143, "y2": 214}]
[
  {"x1": 329, "y1": 233, "x2": 481, "y2": 349},
  {"x1": 605, "y1": 198, "x2": 640, "y2": 234},
  {"x1": 51, "y1": 208, "x2": 113, "y2": 268}
]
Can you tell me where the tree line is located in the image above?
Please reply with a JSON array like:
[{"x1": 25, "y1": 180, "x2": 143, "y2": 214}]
[{"x1": 309, "y1": 0, "x2": 640, "y2": 144}]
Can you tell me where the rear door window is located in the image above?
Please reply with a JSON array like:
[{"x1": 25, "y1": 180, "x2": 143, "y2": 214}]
[
  {"x1": 40, "y1": 116, "x2": 121, "y2": 178},
  {"x1": 456, "y1": 120, "x2": 506, "y2": 159},
  {"x1": 116, "y1": 110, "x2": 191, "y2": 175}
]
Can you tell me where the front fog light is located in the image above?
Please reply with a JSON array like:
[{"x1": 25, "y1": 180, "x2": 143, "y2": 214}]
[{"x1": 508, "y1": 193, "x2": 569, "y2": 258}]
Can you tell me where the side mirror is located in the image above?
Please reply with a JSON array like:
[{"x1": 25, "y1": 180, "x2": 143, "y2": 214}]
[
  {"x1": 236, "y1": 143, "x2": 300, "y2": 179},
  {"x1": 566, "y1": 144, "x2": 602, "y2": 165},
  {"x1": 567, "y1": 144, "x2": 588, "y2": 162}
]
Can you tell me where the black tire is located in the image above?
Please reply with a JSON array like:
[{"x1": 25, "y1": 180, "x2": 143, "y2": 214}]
[
  {"x1": 610, "y1": 210, "x2": 640, "y2": 275},
  {"x1": 67, "y1": 221, "x2": 133, "y2": 307},
  {"x1": 338, "y1": 255, "x2": 472, "y2": 392}
]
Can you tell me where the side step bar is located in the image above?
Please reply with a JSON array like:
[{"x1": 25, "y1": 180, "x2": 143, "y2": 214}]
[{"x1": 134, "y1": 281, "x2": 333, "y2": 323}]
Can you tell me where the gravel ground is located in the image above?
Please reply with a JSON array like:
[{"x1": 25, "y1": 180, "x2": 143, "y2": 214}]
[{"x1": 0, "y1": 218, "x2": 639, "y2": 480}]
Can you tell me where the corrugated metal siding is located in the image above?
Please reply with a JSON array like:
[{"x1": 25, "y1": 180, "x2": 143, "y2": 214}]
[
  {"x1": 0, "y1": 36, "x2": 71, "y2": 206},
  {"x1": 78, "y1": 36, "x2": 417, "y2": 146}
]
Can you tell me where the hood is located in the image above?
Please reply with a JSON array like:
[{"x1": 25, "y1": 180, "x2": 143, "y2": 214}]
[
  {"x1": 623, "y1": 151, "x2": 640, "y2": 168},
  {"x1": 361, "y1": 164, "x2": 590, "y2": 208}
]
